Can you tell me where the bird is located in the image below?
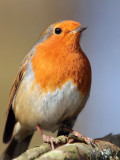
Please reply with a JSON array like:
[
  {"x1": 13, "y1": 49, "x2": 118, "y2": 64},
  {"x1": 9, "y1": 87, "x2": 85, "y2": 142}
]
[{"x1": 1, "y1": 20, "x2": 91, "y2": 160}]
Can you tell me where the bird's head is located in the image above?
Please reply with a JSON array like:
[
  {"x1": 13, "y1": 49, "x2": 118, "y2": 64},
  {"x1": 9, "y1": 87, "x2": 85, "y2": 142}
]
[{"x1": 37, "y1": 20, "x2": 87, "y2": 49}]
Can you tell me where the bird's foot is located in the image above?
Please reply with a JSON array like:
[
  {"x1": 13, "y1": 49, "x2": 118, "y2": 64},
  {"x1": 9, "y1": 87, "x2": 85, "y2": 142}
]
[
  {"x1": 71, "y1": 131, "x2": 95, "y2": 147},
  {"x1": 37, "y1": 125, "x2": 68, "y2": 150},
  {"x1": 63, "y1": 127, "x2": 96, "y2": 147},
  {"x1": 43, "y1": 135, "x2": 59, "y2": 150}
]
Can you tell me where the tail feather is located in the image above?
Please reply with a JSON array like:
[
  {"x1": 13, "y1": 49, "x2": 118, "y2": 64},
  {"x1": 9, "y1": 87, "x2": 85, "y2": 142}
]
[
  {"x1": 3, "y1": 106, "x2": 16, "y2": 144},
  {"x1": 0, "y1": 134, "x2": 33, "y2": 160}
]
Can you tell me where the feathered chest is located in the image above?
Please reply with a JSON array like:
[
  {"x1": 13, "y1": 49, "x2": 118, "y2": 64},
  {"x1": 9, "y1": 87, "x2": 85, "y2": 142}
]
[
  {"x1": 31, "y1": 46, "x2": 91, "y2": 95},
  {"x1": 13, "y1": 61, "x2": 86, "y2": 130},
  {"x1": 13, "y1": 53, "x2": 91, "y2": 130}
]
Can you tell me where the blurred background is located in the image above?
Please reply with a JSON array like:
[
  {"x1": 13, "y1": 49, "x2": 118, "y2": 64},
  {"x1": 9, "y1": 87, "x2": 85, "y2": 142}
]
[{"x1": 0, "y1": 0, "x2": 120, "y2": 154}]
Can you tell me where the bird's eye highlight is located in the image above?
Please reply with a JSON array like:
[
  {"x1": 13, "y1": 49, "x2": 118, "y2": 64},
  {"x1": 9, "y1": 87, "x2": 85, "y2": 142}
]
[{"x1": 55, "y1": 28, "x2": 62, "y2": 34}]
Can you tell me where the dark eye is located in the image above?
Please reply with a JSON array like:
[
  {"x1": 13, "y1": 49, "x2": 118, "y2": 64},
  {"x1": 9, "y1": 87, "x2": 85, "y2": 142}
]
[{"x1": 55, "y1": 28, "x2": 62, "y2": 34}]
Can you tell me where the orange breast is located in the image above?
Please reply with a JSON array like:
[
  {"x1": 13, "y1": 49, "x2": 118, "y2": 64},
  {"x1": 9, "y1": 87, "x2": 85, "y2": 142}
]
[{"x1": 31, "y1": 37, "x2": 91, "y2": 95}]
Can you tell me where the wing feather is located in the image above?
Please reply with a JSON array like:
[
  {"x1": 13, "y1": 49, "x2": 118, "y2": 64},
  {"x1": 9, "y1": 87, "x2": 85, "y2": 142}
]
[{"x1": 3, "y1": 50, "x2": 35, "y2": 143}]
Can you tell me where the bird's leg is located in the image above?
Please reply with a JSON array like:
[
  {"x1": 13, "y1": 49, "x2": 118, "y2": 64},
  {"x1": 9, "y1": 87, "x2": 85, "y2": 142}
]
[
  {"x1": 37, "y1": 126, "x2": 59, "y2": 150},
  {"x1": 37, "y1": 126, "x2": 43, "y2": 135},
  {"x1": 63, "y1": 127, "x2": 95, "y2": 146}
]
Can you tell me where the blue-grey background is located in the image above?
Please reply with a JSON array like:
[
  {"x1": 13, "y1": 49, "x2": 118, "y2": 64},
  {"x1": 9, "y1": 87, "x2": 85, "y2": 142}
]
[{"x1": 0, "y1": 0, "x2": 120, "y2": 154}]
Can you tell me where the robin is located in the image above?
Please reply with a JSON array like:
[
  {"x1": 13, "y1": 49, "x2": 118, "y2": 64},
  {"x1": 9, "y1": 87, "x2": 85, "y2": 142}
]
[{"x1": 1, "y1": 20, "x2": 92, "y2": 160}]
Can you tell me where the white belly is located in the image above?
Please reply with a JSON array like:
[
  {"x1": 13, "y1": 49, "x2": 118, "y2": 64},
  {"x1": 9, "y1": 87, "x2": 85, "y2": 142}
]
[{"x1": 13, "y1": 62, "x2": 85, "y2": 131}]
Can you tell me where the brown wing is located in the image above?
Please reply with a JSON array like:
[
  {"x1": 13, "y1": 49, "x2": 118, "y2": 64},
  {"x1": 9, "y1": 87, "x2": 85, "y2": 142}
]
[{"x1": 3, "y1": 50, "x2": 34, "y2": 143}]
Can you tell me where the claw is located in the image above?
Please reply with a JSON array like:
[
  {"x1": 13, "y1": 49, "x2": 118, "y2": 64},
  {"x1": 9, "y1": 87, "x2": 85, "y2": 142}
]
[
  {"x1": 71, "y1": 131, "x2": 96, "y2": 147},
  {"x1": 43, "y1": 135, "x2": 59, "y2": 150},
  {"x1": 37, "y1": 126, "x2": 68, "y2": 150},
  {"x1": 62, "y1": 127, "x2": 96, "y2": 147}
]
